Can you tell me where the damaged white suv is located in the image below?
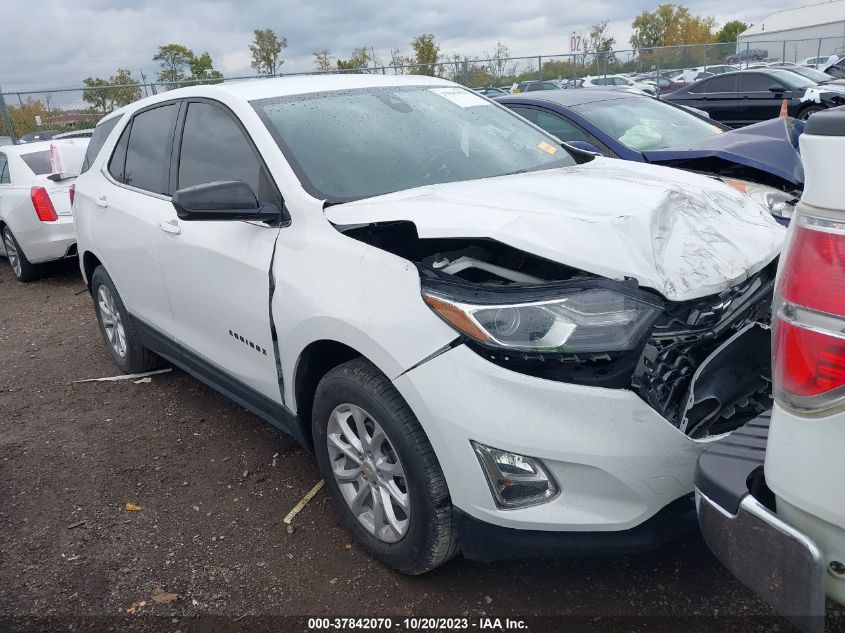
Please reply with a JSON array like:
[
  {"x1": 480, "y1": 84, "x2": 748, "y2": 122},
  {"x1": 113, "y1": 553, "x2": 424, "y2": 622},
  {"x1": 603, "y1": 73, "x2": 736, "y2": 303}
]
[{"x1": 73, "y1": 76, "x2": 784, "y2": 574}]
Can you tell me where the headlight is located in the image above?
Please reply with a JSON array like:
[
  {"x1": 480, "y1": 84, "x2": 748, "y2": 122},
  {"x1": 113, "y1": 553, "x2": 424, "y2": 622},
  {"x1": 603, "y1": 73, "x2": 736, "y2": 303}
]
[
  {"x1": 472, "y1": 442, "x2": 559, "y2": 509},
  {"x1": 721, "y1": 177, "x2": 797, "y2": 220},
  {"x1": 422, "y1": 286, "x2": 660, "y2": 353}
]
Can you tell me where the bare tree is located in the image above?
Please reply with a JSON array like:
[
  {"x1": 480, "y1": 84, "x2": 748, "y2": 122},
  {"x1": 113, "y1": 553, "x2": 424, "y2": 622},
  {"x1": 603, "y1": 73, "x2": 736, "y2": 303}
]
[
  {"x1": 389, "y1": 48, "x2": 409, "y2": 74},
  {"x1": 483, "y1": 42, "x2": 510, "y2": 82},
  {"x1": 313, "y1": 49, "x2": 333, "y2": 71}
]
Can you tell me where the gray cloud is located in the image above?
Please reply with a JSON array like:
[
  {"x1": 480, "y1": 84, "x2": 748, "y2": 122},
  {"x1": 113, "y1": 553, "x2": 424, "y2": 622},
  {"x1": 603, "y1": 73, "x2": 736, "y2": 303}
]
[{"x1": 0, "y1": 0, "x2": 807, "y2": 93}]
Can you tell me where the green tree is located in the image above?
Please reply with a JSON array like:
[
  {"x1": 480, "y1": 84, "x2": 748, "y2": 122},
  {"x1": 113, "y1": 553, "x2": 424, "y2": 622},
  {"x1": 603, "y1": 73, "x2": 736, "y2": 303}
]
[
  {"x1": 250, "y1": 29, "x2": 287, "y2": 75},
  {"x1": 585, "y1": 20, "x2": 617, "y2": 67},
  {"x1": 82, "y1": 77, "x2": 112, "y2": 113},
  {"x1": 107, "y1": 68, "x2": 142, "y2": 106},
  {"x1": 82, "y1": 69, "x2": 141, "y2": 113},
  {"x1": 630, "y1": 4, "x2": 715, "y2": 49},
  {"x1": 153, "y1": 43, "x2": 195, "y2": 85},
  {"x1": 336, "y1": 47, "x2": 371, "y2": 72},
  {"x1": 410, "y1": 33, "x2": 440, "y2": 76},
  {"x1": 715, "y1": 20, "x2": 748, "y2": 43},
  {"x1": 189, "y1": 52, "x2": 224, "y2": 84}
]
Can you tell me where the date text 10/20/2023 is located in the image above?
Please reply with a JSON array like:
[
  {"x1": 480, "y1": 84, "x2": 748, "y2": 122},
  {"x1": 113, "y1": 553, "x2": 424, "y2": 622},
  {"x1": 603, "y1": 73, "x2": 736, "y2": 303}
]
[{"x1": 307, "y1": 617, "x2": 528, "y2": 630}]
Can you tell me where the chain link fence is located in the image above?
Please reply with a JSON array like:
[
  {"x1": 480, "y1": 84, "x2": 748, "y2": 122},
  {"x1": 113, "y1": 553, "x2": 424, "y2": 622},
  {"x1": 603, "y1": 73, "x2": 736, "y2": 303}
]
[{"x1": 2, "y1": 36, "x2": 844, "y2": 144}]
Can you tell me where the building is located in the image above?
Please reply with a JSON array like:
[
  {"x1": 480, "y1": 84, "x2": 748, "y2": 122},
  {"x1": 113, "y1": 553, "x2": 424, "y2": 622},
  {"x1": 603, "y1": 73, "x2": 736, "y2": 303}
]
[{"x1": 737, "y1": 1, "x2": 845, "y2": 63}]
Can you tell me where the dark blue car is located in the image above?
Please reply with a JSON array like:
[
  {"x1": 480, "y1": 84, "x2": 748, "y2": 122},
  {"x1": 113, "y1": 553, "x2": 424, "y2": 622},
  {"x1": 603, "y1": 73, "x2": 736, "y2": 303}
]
[{"x1": 496, "y1": 89, "x2": 803, "y2": 224}]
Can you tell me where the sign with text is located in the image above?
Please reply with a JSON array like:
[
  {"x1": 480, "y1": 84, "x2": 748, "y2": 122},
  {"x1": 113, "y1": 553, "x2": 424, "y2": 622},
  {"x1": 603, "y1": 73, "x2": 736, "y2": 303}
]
[{"x1": 569, "y1": 33, "x2": 583, "y2": 54}]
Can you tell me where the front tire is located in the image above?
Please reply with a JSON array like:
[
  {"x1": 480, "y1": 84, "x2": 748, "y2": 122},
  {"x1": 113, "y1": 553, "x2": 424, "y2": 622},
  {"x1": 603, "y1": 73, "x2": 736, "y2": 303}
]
[
  {"x1": 799, "y1": 105, "x2": 825, "y2": 121},
  {"x1": 312, "y1": 358, "x2": 458, "y2": 574},
  {"x1": 2, "y1": 226, "x2": 41, "y2": 282},
  {"x1": 90, "y1": 266, "x2": 159, "y2": 373}
]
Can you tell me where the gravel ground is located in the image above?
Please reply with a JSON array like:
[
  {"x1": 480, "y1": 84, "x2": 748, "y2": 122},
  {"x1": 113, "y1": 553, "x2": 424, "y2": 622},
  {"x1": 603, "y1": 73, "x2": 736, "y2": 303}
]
[{"x1": 0, "y1": 261, "x2": 843, "y2": 633}]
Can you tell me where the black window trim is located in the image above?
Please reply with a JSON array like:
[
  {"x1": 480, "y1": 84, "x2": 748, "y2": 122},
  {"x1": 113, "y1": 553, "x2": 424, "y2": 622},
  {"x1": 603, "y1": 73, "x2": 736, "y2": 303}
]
[
  {"x1": 171, "y1": 96, "x2": 287, "y2": 223},
  {"x1": 0, "y1": 152, "x2": 9, "y2": 184},
  {"x1": 101, "y1": 99, "x2": 181, "y2": 201}
]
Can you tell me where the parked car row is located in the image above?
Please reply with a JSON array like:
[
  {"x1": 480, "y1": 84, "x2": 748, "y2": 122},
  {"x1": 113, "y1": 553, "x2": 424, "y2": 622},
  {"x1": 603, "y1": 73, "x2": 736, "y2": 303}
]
[
  {"x1": 1, "y1": 76, "x2": 841, "y2": 629},
  {"x1": 665, "y1": 68, "x2": 845, "y2": 125}
]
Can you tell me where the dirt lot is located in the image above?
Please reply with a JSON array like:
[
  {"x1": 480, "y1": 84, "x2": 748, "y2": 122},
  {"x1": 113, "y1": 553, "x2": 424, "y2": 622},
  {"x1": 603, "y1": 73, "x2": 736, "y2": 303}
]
[{"x1": 1, "y1": 261, "x2": 843, "y2": 633}]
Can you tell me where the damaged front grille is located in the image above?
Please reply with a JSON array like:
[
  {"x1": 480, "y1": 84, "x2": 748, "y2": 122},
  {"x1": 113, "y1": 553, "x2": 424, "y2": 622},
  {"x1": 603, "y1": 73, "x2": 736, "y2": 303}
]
[{"x1": 631, "y1": 264, "x2": 775, "y2": 438}]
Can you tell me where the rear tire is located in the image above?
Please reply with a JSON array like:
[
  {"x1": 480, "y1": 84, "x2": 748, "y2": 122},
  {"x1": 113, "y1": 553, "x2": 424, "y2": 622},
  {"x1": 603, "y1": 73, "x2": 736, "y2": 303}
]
[
  {"x1": 312, "y1": 358, "x2": 459, "y2": 574},
  {"x1": 90, "y1": 266, "x2": 160, "y2": 373},
  {"x1": 2, "y1": 226, "x2": 41, "y2": 282}
]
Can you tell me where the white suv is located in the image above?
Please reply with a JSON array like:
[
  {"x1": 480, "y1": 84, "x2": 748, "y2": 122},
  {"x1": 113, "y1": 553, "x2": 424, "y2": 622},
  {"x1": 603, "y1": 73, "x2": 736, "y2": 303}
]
[{"x1": 73, "y1": 75, "x2": 784, "y2": 573}]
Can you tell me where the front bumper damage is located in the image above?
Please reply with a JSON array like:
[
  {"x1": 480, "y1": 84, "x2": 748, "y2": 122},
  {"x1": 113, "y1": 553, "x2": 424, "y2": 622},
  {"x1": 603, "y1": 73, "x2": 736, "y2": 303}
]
[{"x1": 695, "y1": 413, "x2": 826, "y2": 633}]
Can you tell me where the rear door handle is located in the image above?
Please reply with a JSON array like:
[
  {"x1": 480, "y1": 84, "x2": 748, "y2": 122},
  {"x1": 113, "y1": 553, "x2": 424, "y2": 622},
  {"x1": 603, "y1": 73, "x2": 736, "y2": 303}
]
[
  {"x1": 158, "y1": 220, "x2": 181, "y2": 235},
  {"x1": 95, "y1": 196, "x2": 108, "y2": 208}
]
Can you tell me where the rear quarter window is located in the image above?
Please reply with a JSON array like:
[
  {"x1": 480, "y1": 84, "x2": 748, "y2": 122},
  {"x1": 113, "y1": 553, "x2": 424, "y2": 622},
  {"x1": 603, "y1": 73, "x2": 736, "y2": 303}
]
[
  {"x1": 81, "y1": 116, "x2": 120, "y2": 173},
  {"x1": 20, "y1": 151, "x2": 52, "y2": 175}
]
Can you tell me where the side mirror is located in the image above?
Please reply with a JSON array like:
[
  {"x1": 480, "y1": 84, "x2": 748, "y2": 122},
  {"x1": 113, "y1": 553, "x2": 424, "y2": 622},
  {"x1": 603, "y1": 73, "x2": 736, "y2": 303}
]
[
  {"x1": 768, "y1": 85, "x2": 785, "y2": 94},
  {"x1": 172, "y1": 180, "x2": 281, "y2": 222},
  {"x1": 564, "y1": 140, "x2": 602, "y2": 155}
]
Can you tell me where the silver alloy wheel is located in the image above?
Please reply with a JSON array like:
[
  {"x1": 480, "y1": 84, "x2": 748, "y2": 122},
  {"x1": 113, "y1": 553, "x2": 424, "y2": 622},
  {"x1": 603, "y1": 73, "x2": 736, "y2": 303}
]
[
  {"x1": 97, "y1": 285, "x2": 127, "y2": 358},
  {"x1": 326, "y1": 403, "x2": 410, "y2": 543},
  {"x1": 3, "y1": 229, "x2": 21, "y2": 277}
]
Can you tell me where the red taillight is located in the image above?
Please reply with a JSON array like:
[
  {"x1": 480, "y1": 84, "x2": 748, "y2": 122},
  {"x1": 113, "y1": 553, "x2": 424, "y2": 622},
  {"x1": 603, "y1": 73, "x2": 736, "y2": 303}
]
[
  {"x1": 30, "y1": 186, "x2": 58, "y2": 222},
  {"x1": 779, "y1": 221, "x2": 845, "y2": 317},
  {"x1": 69, "y1": 184, "x2": 75, "y2": 206},
  {"x1": 775, "y1": 320, "x2": 845, "y2": 398},
  {"x1": 774, "y1": 210, "x2": 845, "y2": 412}
]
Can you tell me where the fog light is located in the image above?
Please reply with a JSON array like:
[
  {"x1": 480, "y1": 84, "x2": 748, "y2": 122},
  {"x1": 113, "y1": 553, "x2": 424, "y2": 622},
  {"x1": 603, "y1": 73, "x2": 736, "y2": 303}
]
[{"x1": 472, "y1": 442, "x2": 559, "y2": 509}]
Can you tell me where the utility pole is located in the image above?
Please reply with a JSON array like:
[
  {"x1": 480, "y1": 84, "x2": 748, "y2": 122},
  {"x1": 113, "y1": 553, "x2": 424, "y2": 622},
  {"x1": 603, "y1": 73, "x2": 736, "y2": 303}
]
[{"x1": 0, "y1": 82, "x2": 17, "y2": 144}]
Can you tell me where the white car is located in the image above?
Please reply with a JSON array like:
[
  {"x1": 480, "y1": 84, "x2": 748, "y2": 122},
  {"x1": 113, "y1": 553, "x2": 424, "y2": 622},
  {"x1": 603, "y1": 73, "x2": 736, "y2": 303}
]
[
  {"x1": 800, "y1": 55, "x2": 838, "y2": 69},
  {"x1": 73, "y1": 75, "x2": 784, "y2": 574},
  {"x1": 580, "y1": 74, "x2": 657, "y2": 95},
  {"x1": 696, "y1": 109, "x2": 845, "y2": 629},
  {"x1": 0, "y1": 139, "x2": 88, "y2": 281}
]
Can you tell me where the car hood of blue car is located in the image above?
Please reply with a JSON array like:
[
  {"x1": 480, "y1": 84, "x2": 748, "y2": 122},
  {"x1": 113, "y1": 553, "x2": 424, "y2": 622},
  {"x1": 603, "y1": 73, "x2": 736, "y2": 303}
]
[{"x1": 641, "y1": 117, "x2": 805, "y2": 188}]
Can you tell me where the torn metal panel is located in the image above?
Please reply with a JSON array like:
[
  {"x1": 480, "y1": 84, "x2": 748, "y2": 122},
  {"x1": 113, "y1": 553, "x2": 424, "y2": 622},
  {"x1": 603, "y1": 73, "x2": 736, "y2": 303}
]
[
  {"x1": 642, "y1": 117, "x2": 805, "y2": 188},
  {"x1": 326, "y1": 158, "x2": 785, "y2": 303}
]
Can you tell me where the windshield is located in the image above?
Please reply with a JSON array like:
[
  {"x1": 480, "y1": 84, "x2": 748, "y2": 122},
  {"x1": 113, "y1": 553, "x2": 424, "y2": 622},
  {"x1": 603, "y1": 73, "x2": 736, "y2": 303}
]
[
  {"x1": 779, "y1": 65, "x2": 833, "y2": 83},
  {"x1": 771, "y1": 70, "x2": 817, "y2": 90},
  {"x1": 571, "y1": 96, "x2": 722, "y2": 151},
  {"x1": 252, "y1": 86, "x2": 576, "y2": 202}
]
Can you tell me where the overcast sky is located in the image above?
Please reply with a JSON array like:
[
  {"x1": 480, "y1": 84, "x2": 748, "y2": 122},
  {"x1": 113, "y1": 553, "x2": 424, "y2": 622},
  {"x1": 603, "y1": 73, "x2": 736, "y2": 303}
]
[{"x1": 0, "y1": 0, "x2": 811, "y2": 93}]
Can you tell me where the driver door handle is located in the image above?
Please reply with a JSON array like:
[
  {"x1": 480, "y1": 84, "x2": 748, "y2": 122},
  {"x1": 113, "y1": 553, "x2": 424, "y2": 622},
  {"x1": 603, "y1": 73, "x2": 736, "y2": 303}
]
[{"x1": 158, "y1": 220, "x2": 181, "y2": 235}]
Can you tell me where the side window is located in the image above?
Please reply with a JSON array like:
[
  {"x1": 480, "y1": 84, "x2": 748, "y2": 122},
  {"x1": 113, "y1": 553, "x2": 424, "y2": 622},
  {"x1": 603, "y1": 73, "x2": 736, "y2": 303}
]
[
  {"x1": 123, "y1": 103, "x2": 179, "y2": 194},
  {"x1": 177, "y1": 101, "x2": 276, "y2": 203},
  {"x1": 510, "y1": 107, "x2": 590, "y2": 143},
  {"x1": 0, "y1": 153, "x2": 9, "y2": 184},
  {"x1": 108, "y1": 123, "x2": 131, "y2": 183},
  {"x1": 699, "y1": 75, "x2": 738, "y2": 93},
  {"x1": 81, "y1": 117, "x2": 120, "y2": 173},
  {"x1": 741, "y1": 74, "x2": 782, "y2": 92}
]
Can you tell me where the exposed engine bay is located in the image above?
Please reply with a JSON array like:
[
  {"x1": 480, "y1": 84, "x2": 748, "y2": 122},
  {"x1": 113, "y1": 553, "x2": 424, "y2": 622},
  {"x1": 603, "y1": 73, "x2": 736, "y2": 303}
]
[{"x1": 342, "y1": 221, "x2": 774, "y2": 439}]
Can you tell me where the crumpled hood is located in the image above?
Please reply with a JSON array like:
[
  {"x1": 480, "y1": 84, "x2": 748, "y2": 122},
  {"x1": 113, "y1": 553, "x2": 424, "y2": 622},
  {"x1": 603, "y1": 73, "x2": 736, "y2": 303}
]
[
  {"x1": 325, "y1": 158, "x2": 786, "y2": 302},
  {"x1": 642, "y1": 117, "x2": 805, "y2": 187}
]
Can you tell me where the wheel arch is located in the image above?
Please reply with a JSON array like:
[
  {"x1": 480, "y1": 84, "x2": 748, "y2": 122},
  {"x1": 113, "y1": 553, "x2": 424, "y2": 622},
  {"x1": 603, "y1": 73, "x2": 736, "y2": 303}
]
[
  {"x1": 292, "y1": 339, "x2": 363, "y2": 448},
  {"x1": 81, "y1": 250, "x2": 102, "y2": 290}
]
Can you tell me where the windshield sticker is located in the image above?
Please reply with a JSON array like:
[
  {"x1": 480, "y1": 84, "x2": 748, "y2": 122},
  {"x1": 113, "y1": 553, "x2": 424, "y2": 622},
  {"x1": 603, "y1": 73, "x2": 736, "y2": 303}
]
[
  {"x1": 537, "y1": 141, "x2": 558, "y2": 155},
  {"x1": 430, "y1": 87, "x2": 491, "y2": 108}
]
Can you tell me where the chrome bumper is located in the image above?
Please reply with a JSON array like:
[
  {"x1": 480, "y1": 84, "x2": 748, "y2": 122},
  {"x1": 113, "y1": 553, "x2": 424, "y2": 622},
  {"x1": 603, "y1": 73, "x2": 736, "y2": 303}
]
[{"x1": 696, "y1": 490, "x2": 826, "y2": 633}]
